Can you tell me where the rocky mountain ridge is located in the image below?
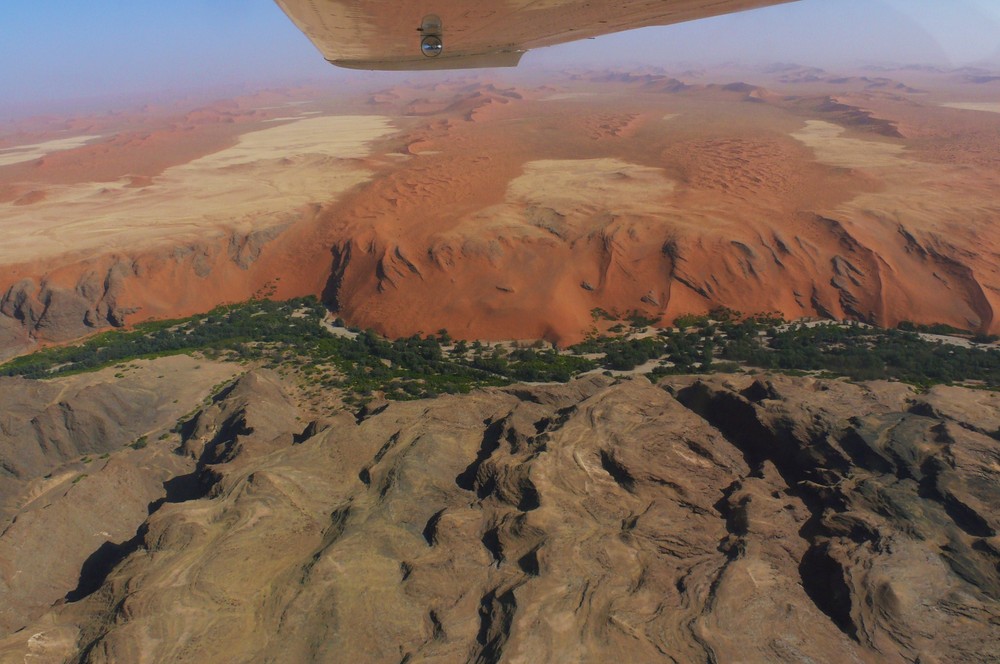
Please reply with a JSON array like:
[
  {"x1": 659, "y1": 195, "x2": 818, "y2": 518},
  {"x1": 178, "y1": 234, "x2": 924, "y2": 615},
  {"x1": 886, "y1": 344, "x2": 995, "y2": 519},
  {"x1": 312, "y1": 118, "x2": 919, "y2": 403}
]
[{"x1": 0, "y1": 360, "x2": 997, "y2": 662}]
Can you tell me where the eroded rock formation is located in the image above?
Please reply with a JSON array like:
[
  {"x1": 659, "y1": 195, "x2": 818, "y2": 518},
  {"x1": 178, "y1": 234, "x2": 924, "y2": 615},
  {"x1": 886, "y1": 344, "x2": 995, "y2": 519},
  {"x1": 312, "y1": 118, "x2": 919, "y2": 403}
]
[{"x1": 1, "y1": 366, "x2": 997, "y2": 662}]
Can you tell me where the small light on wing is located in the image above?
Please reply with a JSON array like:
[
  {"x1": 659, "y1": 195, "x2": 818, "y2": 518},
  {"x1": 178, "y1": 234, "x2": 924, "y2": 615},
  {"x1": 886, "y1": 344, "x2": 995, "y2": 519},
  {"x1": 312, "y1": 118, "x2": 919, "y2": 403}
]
[{"x1": 421, "y1": 35, "x2": 444, "y2": 57}]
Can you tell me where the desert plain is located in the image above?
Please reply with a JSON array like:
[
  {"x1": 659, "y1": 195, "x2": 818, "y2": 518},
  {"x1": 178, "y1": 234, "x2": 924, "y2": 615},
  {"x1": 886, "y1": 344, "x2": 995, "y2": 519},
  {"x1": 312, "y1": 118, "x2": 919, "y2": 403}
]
[{"x1": 2, "y1": 64, "x2": 1000, "y2": 353}]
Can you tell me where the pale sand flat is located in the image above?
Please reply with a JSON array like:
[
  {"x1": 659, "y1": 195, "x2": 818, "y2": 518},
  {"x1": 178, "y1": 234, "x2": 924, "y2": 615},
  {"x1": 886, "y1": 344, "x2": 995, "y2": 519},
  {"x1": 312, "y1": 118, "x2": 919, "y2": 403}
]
[
  {"x1": 0, "y1": 135, "x2": 102, "y2": 168},
  {"x1": 791, "y1": 120, "x2": 905, "y2": 169},
  {"x1": 0, "y1": 115, "x2": 394, "y2": 265},
  {"x1": 441, "y1": 158, "x2": 676, "y2": 243},
  {"x1": 942, "y1": 102, "x2": 1000, "y2": 114}
]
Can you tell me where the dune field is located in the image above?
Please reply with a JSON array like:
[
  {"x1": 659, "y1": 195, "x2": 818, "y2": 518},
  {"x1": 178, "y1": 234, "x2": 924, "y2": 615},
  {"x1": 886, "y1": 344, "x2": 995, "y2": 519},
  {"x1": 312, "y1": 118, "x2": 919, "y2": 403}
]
[{"x1": 2, "y1": 65, "x2": 1000, "y2": 351}]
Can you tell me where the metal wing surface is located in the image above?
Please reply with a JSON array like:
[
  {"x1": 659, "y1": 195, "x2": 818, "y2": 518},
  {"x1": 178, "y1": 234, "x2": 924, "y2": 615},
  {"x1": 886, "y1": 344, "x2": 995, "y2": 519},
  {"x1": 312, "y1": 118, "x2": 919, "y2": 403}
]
[{"x1": 274, "y1": 0, "x2": 798, "y2": 71}]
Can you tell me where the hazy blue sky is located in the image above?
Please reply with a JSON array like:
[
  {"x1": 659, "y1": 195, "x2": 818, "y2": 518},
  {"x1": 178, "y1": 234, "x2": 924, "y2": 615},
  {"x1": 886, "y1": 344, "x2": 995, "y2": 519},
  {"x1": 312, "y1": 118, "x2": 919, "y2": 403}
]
[{"x1": 2, "y1": 0, "x2": 998, "y2": 117}]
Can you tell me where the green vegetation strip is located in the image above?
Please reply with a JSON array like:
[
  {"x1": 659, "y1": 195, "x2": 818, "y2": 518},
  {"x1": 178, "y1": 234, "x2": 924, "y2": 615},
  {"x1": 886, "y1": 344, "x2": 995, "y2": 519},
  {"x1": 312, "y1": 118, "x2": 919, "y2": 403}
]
[
  {"x1": 0, "y1": 298, "x2": 592, "y2": 401},
  {"x1": 3, "y1": 298, "x2": 1000, "y2": 400}
]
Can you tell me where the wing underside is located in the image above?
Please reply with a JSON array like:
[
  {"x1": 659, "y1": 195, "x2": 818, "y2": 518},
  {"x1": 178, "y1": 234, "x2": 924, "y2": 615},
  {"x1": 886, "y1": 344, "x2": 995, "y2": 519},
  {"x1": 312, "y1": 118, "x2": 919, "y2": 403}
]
[{"x1": 274, "y1": 0, "x2": 798, "y2": 71}]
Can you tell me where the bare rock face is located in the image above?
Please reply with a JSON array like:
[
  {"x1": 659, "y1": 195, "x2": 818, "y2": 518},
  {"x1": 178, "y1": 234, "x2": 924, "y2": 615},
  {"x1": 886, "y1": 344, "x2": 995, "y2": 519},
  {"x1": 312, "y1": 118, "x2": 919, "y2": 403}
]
[
  {"x1": 34, "y1": 287, "x2": 96, "y2": 340},
  {"x1": 0, "y1": 370, "x2": 198, "y2": 507},
  {"x1": 0, "y1": 372, "x2": 997, "y2": 663},
  {"x1": 0, "y1": 316, "x2": 26, "y2": 359},
  {"x1": 0, "y1": 271, "x2": 128, "y2": 359},
  {"x1": 180, "y1": 370, "x2": 300, "y2": 465},
  {"x1": 0, "y1": 451, "x2": 189, "y2": 635},
  {"x1": 671, "y1": 375, "x2": 1000, "y2": 662},
  {"x1": 0, "y1": 358, "x2": 241, "y2": 636},
  {"x1": 0, "y1": 223, "x2": 293, "y2": 360},
  {"x1": 227, "y1": 223, "x2": 291, "y2": 271}
]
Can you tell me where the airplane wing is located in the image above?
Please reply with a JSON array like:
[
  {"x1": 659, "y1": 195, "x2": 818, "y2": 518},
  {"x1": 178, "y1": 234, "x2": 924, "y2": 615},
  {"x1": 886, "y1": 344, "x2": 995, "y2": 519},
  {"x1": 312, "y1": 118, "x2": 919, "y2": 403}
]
[{"x1": 274, "y1": 0, "x2": 798, "y2": 71}]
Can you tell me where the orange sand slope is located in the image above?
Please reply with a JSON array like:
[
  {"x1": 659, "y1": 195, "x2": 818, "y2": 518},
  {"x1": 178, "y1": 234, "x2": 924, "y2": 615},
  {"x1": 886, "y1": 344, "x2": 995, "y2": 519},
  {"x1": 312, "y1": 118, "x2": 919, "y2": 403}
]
[{"x1": 1, "y1": 66, "x2": 999, "y2": 349}]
